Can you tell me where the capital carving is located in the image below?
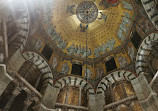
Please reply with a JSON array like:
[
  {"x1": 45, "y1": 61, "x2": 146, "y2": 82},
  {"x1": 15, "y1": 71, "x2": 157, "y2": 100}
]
[{"x1": 12, "y1": 89, "x2": 20, "y2": 96}]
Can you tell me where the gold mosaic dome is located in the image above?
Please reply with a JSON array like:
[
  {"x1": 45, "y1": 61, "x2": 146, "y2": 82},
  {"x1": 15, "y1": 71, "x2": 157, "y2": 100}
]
[{"x1": 41, "y1": 0, "x2": 135, "y2": 60}]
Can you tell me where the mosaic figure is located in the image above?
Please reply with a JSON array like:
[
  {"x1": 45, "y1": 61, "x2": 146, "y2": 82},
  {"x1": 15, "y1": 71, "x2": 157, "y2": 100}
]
[
  {"x1": 84, "y1": 68, "x2": 92, "y2": 80},
  {"x1": 51, "y1": 33, "x2": 58, "y2": 41},
  {"x1": 122, "y1": 17, "x2": 131, "y2": 25},
  {"x1": 52, "y1": 57, "x2": 58, "y2": 69},
  {"x1": 57, "y1": 40, "x2": 67, "y2": 49},
  {"x1": 61, "y1": 63, "x2": 69, "y2": 74},
  {"x1": 80, "y1": 24, "x2": 88, "y2": 32},
  {"x1": 82, "y1": 48, "x2": 92, "y2": 58},
  {"x1": 46, "y1": 25, "x2": 55, "y2": 36},
  {"x1": 80, "y1": 46, "x2": 85, "y2": 56},
  {"x1": 75, "y1": 45, "x2": 82, "y2": 56},
  {"x1": 117, "y1": 29, "x2": 125, "y2": 41},
  {"x1": 67, "y1": 5, "x2": 76, "y2": 14},
  {"x1": 42, "y1": 1, "x2": 53, "y2": 23},
  {"x1": 107, "y1": 38, "x2": 115, "y2": 51},
  {"x1": 98, "y1": 12, "x2": 108, "y2": 22},
  {"x1": 120, "y1": 23, "x2": 127, "y2": 33},
  {"x1": 67, "y1": 43, "x2": 75, "y2": 55},
  {"x1": 100, "y1": 42, "x2": 108, "y2": 54},
  {"x1": 97, "y1": 67, "x2": 104, "y2": 79},
  {"x1": 117, "y1": 56, "x2": 128, "y2": 68},
  {"x1": 128, "y1": 47, "x2": 135, "y2": 61},
  {"x1": 124, "y1": 12, "x2": 130, "y2": 19},
  {"x1": 33, "y1": 39, "x2": 43, "y2": 51},
  {"x1": 122, "y1": 1, "x2": 133, "y2": 10},
  {"x1": 94, "y1": 46, "x2": 101, "y2": 57}
]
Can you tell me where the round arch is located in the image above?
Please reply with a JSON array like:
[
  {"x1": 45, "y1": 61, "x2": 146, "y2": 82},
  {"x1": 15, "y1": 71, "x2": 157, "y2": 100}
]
[
  {"x1": 141, "y1": 0, "x2": 158, "y2": 30},
  {"x1": 96, "y1": 70, "x2": 136, "y2": 94},
  {"x1": 135, "y1": 33, "x2": 158, "y2": 75},
  {"x1": 8, "y1": 1, "x2": 30, "y2": 52},
  {"x1": 22, "y1": 51, "x2": 53, "y2": 86},
  {"x1": 54, "y1": 76, "x2": 95, "y2": 94}
]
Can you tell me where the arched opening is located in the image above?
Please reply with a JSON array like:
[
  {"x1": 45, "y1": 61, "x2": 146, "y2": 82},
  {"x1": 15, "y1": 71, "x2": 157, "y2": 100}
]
[
  {"x1": 104, "y1": 80, "x2": 143, "y2": 111},
  {"x1": 57, "y1": 85, "x2": 88, "y2": 107},
  {"x1": 9, "y1": 90, "x2": 27, "y2": 111},
  {"x1": 18, "y1": 61, "x2": 43, "y2": 92}
]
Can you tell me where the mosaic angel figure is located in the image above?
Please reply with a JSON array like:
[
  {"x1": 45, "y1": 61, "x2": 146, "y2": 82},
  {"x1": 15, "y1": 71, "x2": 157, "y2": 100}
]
[
  {"x1": 122, "y1": 17, "x2": 131, "y2": 25},
  {"x1": 61, "y1": 63, "x2": 69, "y2": 74},
  {"x1": 46, "y1": 25, "x2": 55, "y2": 36},
  {"x1": 117, "y1": 29, "x2": 125, "y2": 41},
  {"x1": 84, "y1": 68, "x2": 92, "y2": 80},
  {"x1": 67, "y1": 5, "x2": 76, "y2": 14},
  {"x1": 82, "y1": 48, "x2": 92, "y2": 58},
  {"x1": 100, "y1": 42, "x2": 108, "y2": 54},
  {"x1": 107, "y1": 38, "x2": 115, "y2": 51},
  {"x1": 117, "y1": 56, "x2": 128, "y2": 68},
  {"x1": 98, "y1": 12, "x2": 108, "y2": 22},
  {"x1": 67, "y1": 43, "x2": 75, "y2": 55},
  {"x1": 97, "y1": 67, "x2": 104, "y2": 79},
  {"x1": 94, "y1": 46, "x2": 101, "y2": 57},
  {"x1": 57, "y1": 40, "x2": 67, "y2": 49},
  {"x1": 33, "y1": 39, "x2": 43, "y2": 51},
  {"x1": 52, "y1": 57, "x2": 58, "y2": 69},
  {"x1": 80, "y1": 24, "x2": 88, "y2": 32},
  {"x1": 120, "y1": 23, "x2": 127, "y2": 33},
  {"x1": 76, "y1": 45, "x2": 82, "y2": 56},
  {"x1": 122, "y1": 1, "x2": 133, "y2": 10},
  {"x1": 128, "y1": 47, "x2": 135, "y2": 61}
]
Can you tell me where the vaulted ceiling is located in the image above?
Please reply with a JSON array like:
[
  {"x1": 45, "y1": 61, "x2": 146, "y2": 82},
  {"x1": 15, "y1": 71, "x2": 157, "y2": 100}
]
[{"x1": 39, "y1": 0, "x2": 135, "y2": 60}]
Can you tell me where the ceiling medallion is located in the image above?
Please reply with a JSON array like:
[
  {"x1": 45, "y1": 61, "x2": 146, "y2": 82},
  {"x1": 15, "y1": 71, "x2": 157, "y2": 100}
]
[{"x1": 76, "y1": 1, "x2": 98, "y2": 24}]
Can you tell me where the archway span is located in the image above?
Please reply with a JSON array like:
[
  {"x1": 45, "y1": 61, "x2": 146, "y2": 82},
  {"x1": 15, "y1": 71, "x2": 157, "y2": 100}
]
[
  {"x1": 135, "y1": 33, "x2": 158, "y2": 75},
  {"x1": 141, "y1": 0, "x2": 158, "y2": 30},
  {"x1": 96, "y1": 70, "x2": 136, "y2": 94},
  {"x1": 8, "y1": 1, "x2": 30, "y2": 53},
  {"x1": 54, "y1": 76, "x2": 95, "y2": 94},
  {"x1": 22, "y1": 51, "x2": 53, "y2": 87}
]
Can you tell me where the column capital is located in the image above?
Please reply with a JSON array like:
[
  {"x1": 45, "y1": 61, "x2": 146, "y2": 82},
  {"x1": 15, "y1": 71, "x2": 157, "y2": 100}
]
[
  {"x1": 24, "y1": 98, "x2": 32, "y2": 106},
  {"x1": 12, "y1": 88, "x2": 20, "y2": 96}
]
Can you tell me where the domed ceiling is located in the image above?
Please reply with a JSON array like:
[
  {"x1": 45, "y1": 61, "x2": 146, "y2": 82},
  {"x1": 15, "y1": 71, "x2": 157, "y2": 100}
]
[{"x1": 41, "y1": 0, "x2": 135, "y2": 60}]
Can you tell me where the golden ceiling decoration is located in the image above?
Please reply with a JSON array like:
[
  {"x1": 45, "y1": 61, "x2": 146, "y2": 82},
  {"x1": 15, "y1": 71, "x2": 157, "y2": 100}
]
[{"x1": 42, "y1": 0, "x2": 134, "y2": 59}]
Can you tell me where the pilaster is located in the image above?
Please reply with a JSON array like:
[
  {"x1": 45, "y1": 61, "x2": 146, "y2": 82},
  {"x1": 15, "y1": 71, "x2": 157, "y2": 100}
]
[{"x1": 131, "y1": 74, "x2": 158, "y2": 111}]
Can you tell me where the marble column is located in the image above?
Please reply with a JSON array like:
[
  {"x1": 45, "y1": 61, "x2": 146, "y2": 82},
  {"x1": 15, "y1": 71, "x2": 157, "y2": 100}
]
[
  {"x1": 78, "y1": 86, "x2": 82, "y2": 106},
  {"x1": 36, "y1": 84, "x2": 60, "y2": 110},
  {"x1": 0, "y1": 64, "x2": 12, "y2": 96},
  {"x1": 3, "y1": 88, "x2": 20, "y2": 111},
  {"x1": 22, "y1": 98, "x2": 32, "y2": 111},
  {"x1": 65, "y1": 84, "x2": 70, "y2": 104},
  {"x1": 131, "y1": 74, "x2": 158, "y2": 111}
]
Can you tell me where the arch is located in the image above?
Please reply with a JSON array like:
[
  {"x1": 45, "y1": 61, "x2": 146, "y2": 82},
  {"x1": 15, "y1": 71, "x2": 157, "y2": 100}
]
[
  {"x1": 22, "y1": 51, "x2": 53, "y2": 86},
  {"x1": 54, "y1": 76, "x2": 95, "y2": 94},
  {"x1": 9, "y1": 1, "x2": 30, "y2": 52},
  {"x1": 96, "y1": 70, "x2": 136, "y2": 94},
  {"x1": 141, "y1": 0, "x2": 158, "y2": 30},
  {"x1": 135, "y1": 33, "x2": 158, "y2": 75}
]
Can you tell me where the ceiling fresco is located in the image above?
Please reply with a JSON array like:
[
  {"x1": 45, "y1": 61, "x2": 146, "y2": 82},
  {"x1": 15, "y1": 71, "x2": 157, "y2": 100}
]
[{"x1": 41, "y1": 0, "x2": 135, "y2": 60}]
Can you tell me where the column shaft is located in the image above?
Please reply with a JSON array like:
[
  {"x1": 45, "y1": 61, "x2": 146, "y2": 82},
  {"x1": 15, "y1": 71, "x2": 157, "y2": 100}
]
[{"x1": 3, "y1": 88, "x2": 20, "y2": 111}]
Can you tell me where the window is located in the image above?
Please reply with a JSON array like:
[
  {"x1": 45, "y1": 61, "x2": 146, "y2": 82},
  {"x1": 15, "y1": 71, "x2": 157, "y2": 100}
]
[
  {"x1": 41, "y1": 45, "x2": 53, "y2": 61},
  {"x1": 105, "y1": 57, "x2": 117, "y2": 72},
  {"x1": 131, "y1": 31, "x2": 142, "y2": 49},
  {"x1": 71, "y1": 64, "x2": 82, "y2": 76}
]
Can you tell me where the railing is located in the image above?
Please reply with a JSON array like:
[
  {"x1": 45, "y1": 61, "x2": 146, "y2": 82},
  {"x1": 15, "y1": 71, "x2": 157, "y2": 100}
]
[
  {"x1": 150, "y1": 71, "x2": 158, "y2": 87},
  {"x1": 104, "y1": 95, "x2": 137, "y2": 110},
  {"x1": 7, "y1": 65, "x2": 42, "y2": 100},
  {"x1": 55, "y1": 103, "x2": 89, "y2": 111}
]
